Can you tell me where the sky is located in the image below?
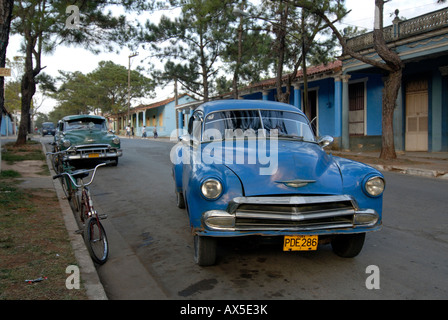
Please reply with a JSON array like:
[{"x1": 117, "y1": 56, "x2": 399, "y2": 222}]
[{"x1": 5, "y1": 0, "x2": 447, "y2": 114}]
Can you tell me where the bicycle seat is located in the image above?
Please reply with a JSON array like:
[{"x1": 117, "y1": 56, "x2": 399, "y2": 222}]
[{"x1": 71, "y1": 170, "x2": 90, "y2": 180}]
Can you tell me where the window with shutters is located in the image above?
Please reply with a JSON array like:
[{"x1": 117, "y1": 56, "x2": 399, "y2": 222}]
[{"x1": 349, "y1": 82, "x2": 365, "y2": 136}]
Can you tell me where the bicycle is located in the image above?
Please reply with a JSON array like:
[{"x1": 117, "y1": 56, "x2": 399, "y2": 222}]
[
  {"x1": 48, "y1": 150, "x2": 109, "y2": 265},
  {"x1": 47, "y1": 147, "x2": 76, "y2": 202}
]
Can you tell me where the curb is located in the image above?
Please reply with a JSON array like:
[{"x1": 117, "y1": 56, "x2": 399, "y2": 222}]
[
  {"x1": 42, "y1": 141, "x2": 108, "y2": 300},
  {"x1": 367, "y1": 163, "x2": 448, "y2": 179}
]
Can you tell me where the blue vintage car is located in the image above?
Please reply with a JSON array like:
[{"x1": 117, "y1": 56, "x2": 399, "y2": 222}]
[{"x1": 172, "y1": 100, "x2": 384, "y2": 266}]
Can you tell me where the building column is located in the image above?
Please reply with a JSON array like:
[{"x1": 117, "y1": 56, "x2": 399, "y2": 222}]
[
  {"x1": 341, "y1": 74, "x2": 351, "y2": 150},
  {"x1": 333, "y1": 76, "x2": 342, "y2": 141},
  {"x1": 262, "y1": 89, "x2": 269, "y2": 101},
  {"x1": 293, "y1": 83, "x2": 301, "y2": 110},
  {"x1": 178, "y1": 110, "x2": 184, "y2": 131},
  {"x1": 431, "y1": 69, "x2": 443, "y2": 152},
  {"x1": 440, "y1": 66, "x2": 448, "y2": 151},
  {"x1": 393, "y1": 86, "x2": 403, "y2": 151},
  {"x1": 135, "y1": 112, "x2": 139, "y2": 136}
]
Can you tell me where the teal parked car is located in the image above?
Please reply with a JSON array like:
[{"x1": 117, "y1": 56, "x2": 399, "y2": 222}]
[{"x1": 54, "y1": 115, "x2": 122, "y2": 166}]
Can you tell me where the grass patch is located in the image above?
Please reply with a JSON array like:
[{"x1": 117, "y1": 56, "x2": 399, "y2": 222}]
[
  {"x1": 0, "y1": 170, "x2": 21, "y2": 179},
  {"x1": 1, "y1": 141, "x2": 46, "y2": 164},
  {"x1": 0, "y1": 140, "x2": 88, "y2": 300}
]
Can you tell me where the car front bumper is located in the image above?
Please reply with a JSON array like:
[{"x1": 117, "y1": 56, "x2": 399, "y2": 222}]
[
  {"x1": 201, "y1": 195, "x2": 381, "y2": 236},
  {"x1": 63, "y1": 144, "x2": 122, "y2": 160}
]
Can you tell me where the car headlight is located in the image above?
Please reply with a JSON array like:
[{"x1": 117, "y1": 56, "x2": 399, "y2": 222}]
[
  {"x1": 62, "y1": 139, "x2": 71, "y2": 148},
  {"x1": 112, "y1": 137, "x2": 120, "y2": 145},
  {"x1": 364, "y1": 176, "x2": 385, "y2": 197},
  {"x1": 201, "y1": 178, "x2": 223, "y2": 200}
]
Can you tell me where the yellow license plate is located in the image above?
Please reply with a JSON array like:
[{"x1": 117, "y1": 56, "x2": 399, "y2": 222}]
[
  {"x1": 283, "y1": 235, "x2": 318, "y2": 251},
  {"x1": 88, "y1": 153, "x2": 100, "y2": 158}
]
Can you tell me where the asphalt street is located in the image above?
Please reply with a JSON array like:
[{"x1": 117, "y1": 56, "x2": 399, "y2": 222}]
[{"x1": 84, "y1": 137, "x2": 448, "y2": 300}]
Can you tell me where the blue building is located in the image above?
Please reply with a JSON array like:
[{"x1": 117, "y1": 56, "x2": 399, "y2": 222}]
[
  {"x1": 196, "y1": 7, "x2": 448, "y2": 153},
  {"x1": 113, "y1": 94, "x2": 197, "y2": 137},
  {"x1": 340, "y1": 7, "x2": 448, "y2": 152}
]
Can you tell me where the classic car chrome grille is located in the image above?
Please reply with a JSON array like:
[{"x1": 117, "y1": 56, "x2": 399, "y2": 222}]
[
  {"x1": 65, "y1": 144, "x2": 122, "y2": 160},
  {"x1": 228, "y1": 195, "x2": 356, "y2": 231}
]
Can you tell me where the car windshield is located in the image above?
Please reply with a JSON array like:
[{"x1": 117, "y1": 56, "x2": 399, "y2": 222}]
[
  {"x1": 42, "y1": 123, "x2": 54, "y2": 129},
  {"x1": 65, "y1": 118, "x2": 107, "y2": 131},
  {"x1": 203, "y1": 109, "x2": 315, "y2": 142}
]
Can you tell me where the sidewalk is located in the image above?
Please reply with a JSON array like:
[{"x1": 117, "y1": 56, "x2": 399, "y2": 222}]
[
  {"x1": 0, "y1": 137, "x2": 108, "y2": 300},
  {"x1": 330, "y1": 150, "x2": 448, "y2": 179}
]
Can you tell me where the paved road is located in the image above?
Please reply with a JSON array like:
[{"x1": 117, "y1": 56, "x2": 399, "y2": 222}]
[{"x1": 74, "y1": 137, "x2": 448, "y2": 300}]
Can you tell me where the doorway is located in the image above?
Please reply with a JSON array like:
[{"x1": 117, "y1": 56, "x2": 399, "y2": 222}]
[
  {"x1": 304, "y1": 89, "x2": 318, "y2": 135},
  {"x1": 405, "y1": 79, "x2": 428, "y2": 151}
]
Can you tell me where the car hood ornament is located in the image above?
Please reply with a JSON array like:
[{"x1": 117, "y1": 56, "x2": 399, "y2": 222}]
[{"x1": 275, "y1": 179, "x2": 316, "y2": 188}]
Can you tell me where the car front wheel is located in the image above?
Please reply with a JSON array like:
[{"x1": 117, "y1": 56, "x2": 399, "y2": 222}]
[
  {"x1": 194, "y1": 235, "x2": 217, "y2": 266},
  {"x1": 331, "y1": 233, "x2": 366, "y2": 258},
  {"x1": 175, "y1": 191, "x2": 185, "y2": 208}
]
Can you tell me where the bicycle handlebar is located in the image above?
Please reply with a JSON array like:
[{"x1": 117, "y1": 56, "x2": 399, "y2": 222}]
[{"x1": 52, "y1": 163, "x2": 106, "y2": 188}]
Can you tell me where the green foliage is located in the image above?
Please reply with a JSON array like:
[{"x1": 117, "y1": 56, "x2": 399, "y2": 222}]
[
  {"x1": 141, "y1": 0, "x2": 242, "y2": 100},
  {"x1": 11, "y1": 0, "x2": 149, "y2": 144},
  {"x1": 49, "y1": 60, "x2": 155, "y2": 119}
]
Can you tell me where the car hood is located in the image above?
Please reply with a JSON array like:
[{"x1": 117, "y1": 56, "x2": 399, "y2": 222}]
[
  {"x1": 204, "y1": 140, "x2": 343, "y2": 197},
  {"x1": 64, "y1": 130, "x2": 113, "y2": 145}
]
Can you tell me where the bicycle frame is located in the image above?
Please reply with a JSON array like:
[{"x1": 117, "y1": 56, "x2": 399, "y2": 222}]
[
  {"x1": 55, "y1": 163, "x2": 105, "y2": 220},
  {"x1": 47, "y1": 150, "x2": 109, "y2": 264}
]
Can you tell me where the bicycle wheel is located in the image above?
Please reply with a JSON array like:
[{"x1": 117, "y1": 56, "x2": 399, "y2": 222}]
[
  {"x1": 51, "y1": 154, "x2": 60, "y2": 173},
  {"x1": 60, "y1": 174, "x2": 72, "y2": 200},
  {"x1": 83, "y1": 216, "x2": 109, "y2": 265}
]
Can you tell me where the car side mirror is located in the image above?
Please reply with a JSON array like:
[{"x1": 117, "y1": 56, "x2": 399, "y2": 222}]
[
  {"x1": 180, "y1": 134, "x2": 199, "y2": 148},
  {"x1": 317, "y1": 135, "x2": 334, "y2": 148}
]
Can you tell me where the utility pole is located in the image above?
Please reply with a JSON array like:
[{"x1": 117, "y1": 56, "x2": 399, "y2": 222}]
[
  {"x1": 127, "y1": 52, "x2": 139, "y2": 126},
  {"x1": 175, "y1": 77, "x2": 179, "y2": 131}
]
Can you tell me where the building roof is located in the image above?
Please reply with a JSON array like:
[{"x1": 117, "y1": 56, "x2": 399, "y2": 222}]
[
  {"x1": 132, "y1": 93, "x2": 195, "y2": 112},
  {"x1": 243, "y1": 60, "x2": 342, "y2": 91},
  {"x1": 197, "y1": 99, "x2": 305, "y2": 115}
]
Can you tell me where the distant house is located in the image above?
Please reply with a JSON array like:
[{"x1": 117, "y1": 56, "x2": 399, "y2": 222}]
[
  {"x1": 111, "y1": 94, "x2": 198, "y2": 137},
  {"x1": 0, "y1": 108, "x2": 15, "y2": 136}
]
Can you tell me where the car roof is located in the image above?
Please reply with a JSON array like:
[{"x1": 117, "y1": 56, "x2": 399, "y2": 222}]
[
  {"x1": 61, "y1": 114, "x2": 106, "y2": 121},
  {"x1": 196, "y1": 99, "x2": 305, "y2": 116}
]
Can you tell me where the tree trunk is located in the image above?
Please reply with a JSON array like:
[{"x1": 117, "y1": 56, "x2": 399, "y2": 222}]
[
  {"x1": 380, "y1": 69, "x2": 401, "y2": 159},
  {"x1": 232, "y1": 9, "x2": 244, "y2": 100},
  {"x1": 373, "y1": 0, "x2": 403, "y2": 160},
  {"x1": 16, "y1": 70, "x2": 36, "y2": 145},
  {"x1": 274, "y1": 1, "x2": 289, "y2": 103},
  {"x1": 0, "y1": 0, "x2": 14, "y2": 124},
  {"x1": 16, "y1": 38, "x2": 37, "y2": 145}
]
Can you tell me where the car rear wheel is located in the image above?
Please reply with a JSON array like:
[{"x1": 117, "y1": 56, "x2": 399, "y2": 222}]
[
  {"x1": 193, "y1": 235, "x2": 217, "y2": 266},
  {"x1": 331, "y1": 233, "x2": 366, "y2": 258}
]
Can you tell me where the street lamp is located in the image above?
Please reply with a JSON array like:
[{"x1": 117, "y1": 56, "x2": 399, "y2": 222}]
[{"x1": 127, "y1": 51, "x2": 139, "y2": 127}]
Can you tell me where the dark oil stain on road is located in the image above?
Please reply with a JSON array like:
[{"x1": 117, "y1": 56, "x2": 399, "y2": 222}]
[{"x1": 178, "y1": 278, "x2": 218, "y2": 297}]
